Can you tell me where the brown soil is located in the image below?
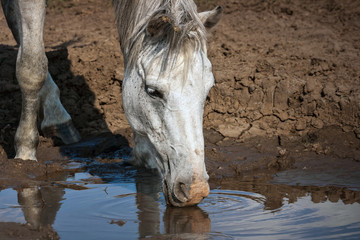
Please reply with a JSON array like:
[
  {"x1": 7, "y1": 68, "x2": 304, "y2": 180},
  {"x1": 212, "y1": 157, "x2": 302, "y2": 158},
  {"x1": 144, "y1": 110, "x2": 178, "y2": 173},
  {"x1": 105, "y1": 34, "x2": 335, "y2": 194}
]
[
  {"x1": 0, "y1": 222, "x2": 59, "y2": 240},
  {"x1": 0, "y1": 1, "x2": 360, "y2": 234}
]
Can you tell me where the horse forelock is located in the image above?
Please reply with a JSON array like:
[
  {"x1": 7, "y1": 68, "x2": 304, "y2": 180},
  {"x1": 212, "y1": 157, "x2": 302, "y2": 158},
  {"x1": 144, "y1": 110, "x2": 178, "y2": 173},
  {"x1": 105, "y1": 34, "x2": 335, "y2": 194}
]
[{"x1": 112, "y1": 0, "x2": 207, "y2": 74}]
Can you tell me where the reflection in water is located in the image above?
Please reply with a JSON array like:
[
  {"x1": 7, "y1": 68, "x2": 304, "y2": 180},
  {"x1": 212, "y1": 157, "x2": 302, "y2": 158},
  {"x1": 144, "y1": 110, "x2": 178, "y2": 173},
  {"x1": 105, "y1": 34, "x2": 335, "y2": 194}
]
[
  {"x1": 164, "y1": 206, "x2": 210, "y2": 235},
  {"x1": 0, "y1": 161, "x2": 359, "y2": 239},
  {"x1": 135, "y1": 170, "x2": 211, "y2": 239},
  {"x1": 135, "y1": 171, "x2": 161, "y2": 238},
  {"x1": 1, "y1": 166, "x2": 211, "y2": 239},
  {"x1": 205, "y1": 189, "x2": 360, "y2": 239},
  {"x1": 215, "y1": 176, "x2": 360, "y2": 211},
  {"x1": 17, "y1": 187, "x2": 43, "y2": 230},
  {"x1": 17, "y1": 186, "x2": 64, "y2": 230}
]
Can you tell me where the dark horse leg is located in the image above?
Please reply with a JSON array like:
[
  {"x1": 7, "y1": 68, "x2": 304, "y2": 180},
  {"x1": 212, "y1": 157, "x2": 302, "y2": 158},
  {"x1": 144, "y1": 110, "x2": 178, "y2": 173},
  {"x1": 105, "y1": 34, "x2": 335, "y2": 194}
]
[{"x1": 1, "y1": 0, "x2": 80, "y2": 160}]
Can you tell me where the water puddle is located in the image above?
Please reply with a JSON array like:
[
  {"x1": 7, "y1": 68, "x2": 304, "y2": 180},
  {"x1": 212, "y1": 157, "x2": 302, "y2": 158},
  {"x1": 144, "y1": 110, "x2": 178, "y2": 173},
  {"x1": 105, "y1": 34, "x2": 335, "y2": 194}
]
[{"x1": 1, "y1": 154, "x2": 360, "y2": 239}]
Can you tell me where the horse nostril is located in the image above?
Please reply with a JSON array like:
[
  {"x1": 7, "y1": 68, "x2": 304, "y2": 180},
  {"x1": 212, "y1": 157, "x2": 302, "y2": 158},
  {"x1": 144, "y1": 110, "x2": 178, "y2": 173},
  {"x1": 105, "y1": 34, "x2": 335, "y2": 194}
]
[
  {"x1": 174, "y1": 181, "x2": 191, "y2": 202},
  {"x1": 180, "y1": 182, "x2": 190, "y2": 199}
]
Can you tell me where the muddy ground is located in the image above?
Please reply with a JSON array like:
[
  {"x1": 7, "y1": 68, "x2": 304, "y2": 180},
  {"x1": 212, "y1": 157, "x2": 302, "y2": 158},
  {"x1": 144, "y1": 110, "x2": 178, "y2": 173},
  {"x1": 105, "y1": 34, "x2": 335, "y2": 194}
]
[{"x1": 0, "y1": 1, "x2": 360, "y2": 237}]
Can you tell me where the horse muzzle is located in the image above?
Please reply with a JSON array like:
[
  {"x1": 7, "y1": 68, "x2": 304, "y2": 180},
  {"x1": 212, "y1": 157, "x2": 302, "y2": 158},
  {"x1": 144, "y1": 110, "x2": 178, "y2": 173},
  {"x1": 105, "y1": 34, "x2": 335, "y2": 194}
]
[{"x1": 164, "y1": 174, "x2": 210, "y2": 207}]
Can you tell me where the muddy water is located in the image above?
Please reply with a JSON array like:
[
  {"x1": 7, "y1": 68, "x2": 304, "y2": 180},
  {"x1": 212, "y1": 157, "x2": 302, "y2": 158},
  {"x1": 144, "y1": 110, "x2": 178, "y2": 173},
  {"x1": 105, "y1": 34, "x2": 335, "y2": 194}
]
[{"x1": 1, "y1": 155, "x2": 360, "y2": 239}]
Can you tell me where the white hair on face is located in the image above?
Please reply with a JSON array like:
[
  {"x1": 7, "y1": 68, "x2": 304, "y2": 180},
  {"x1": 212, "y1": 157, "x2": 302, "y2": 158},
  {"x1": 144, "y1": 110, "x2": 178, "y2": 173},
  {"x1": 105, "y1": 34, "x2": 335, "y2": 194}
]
[{"x1": 112, "y1": 0, "x2": 207, "y2": 76}]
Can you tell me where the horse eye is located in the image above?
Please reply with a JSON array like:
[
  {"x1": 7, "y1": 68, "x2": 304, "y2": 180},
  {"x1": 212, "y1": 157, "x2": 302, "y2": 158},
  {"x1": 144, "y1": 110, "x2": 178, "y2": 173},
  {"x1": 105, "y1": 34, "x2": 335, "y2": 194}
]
[{"x1": 145, "y1": 86, "x2": 164, "y2": 99}]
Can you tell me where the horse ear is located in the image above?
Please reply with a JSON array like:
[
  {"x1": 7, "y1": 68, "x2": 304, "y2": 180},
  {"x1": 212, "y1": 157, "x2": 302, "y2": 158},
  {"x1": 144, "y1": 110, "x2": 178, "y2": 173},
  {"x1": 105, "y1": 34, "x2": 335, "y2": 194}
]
[{"x1": 199, "y1": 6, "x2": 223, "y2": 29}]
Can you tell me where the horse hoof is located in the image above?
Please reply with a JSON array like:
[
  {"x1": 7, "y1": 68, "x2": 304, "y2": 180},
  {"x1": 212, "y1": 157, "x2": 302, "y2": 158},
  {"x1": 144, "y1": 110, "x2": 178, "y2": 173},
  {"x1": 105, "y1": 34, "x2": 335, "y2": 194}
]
[
  {"x1": 15, "y1": 147, "x2": 37, "y2": 161},
  {"x1": 42, "y1": 120, "x2": 81, "y2": 144}
]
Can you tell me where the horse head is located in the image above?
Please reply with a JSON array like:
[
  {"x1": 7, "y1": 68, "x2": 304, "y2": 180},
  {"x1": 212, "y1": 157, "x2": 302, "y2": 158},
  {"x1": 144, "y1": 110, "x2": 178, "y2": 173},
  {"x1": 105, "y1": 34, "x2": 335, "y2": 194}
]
[{"x1": 120, "y1": 3, "x2": 222, "y2": 207}]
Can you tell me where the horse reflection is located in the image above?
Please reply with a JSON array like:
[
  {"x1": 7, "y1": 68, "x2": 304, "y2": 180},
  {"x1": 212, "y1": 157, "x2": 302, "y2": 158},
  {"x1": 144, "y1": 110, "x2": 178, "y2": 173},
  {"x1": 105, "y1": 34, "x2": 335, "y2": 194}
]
[
  {"x1": 134, "y1": 171, "x2": 211, "y2": 239},
  {"x1": 135, "y1": 170, "x2": 162, "y2": 237},
  {"x1": 164, "y1": 207, "x2": 211, "y2": 235},
  {"x1": 17, "y1": 185, "x2": 64, "y2": 230}
]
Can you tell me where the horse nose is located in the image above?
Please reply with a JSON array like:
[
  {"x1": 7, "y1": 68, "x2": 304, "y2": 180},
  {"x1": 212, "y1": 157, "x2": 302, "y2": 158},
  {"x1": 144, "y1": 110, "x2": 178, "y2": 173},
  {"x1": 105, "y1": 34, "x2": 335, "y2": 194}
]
[
  {"x1": 173, "y1": 180, "x2": 191, "y2": 202},
  {"x1": 173, "y1": 177, "x2": 210, "y2": 207}
]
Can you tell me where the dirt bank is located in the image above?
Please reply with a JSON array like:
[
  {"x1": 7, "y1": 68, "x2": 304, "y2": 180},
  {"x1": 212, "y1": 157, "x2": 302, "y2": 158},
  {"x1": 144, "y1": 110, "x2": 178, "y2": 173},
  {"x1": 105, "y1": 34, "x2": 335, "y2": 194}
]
[{"x1": 202, "y1": 0, "x2": 360, "y2": 142}]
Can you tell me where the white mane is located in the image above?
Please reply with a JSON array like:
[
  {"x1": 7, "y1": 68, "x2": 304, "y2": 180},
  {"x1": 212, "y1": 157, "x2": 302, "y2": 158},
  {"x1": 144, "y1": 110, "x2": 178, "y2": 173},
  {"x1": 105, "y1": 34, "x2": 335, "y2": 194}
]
[{"x1": 112, "y1": 0, "x2": 207, "y2": 72}]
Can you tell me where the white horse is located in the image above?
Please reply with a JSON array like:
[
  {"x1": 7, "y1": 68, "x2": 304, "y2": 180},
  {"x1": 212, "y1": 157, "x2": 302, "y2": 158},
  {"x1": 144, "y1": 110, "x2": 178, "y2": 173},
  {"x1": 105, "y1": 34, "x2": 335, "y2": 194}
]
[{"x1": 1, "y1": 0, "x2": 222, "y2": 207}]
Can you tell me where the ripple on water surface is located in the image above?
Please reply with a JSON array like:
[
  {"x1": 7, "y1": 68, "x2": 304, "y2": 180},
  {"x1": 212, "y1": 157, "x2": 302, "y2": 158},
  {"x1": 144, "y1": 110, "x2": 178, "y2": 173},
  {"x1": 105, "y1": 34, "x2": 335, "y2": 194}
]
[{"x1": 202, "y1": 189, "x2": 360, "y2": 240}]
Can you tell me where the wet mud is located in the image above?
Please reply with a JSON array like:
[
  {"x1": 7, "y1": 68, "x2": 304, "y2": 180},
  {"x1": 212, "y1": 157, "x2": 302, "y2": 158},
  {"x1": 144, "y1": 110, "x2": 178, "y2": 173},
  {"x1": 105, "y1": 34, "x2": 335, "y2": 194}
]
[{"x1": 0, "y1": 0, "x2": 360, "y2": 239}]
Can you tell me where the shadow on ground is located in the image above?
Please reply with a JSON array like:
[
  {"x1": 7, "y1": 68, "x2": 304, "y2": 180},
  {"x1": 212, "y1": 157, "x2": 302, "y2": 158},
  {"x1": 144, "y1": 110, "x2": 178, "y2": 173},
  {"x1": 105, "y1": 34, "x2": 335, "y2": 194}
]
[{"x1": 0, "y1": 43, "x2": 129, "y2": 159}]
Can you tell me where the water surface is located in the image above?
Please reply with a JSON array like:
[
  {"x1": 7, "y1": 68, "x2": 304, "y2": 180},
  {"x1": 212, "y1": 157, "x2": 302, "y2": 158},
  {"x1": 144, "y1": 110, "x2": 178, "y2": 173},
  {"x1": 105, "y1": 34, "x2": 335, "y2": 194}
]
[{"x1": 0, "y1": 156, "x2": 359, "y2": 239}]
